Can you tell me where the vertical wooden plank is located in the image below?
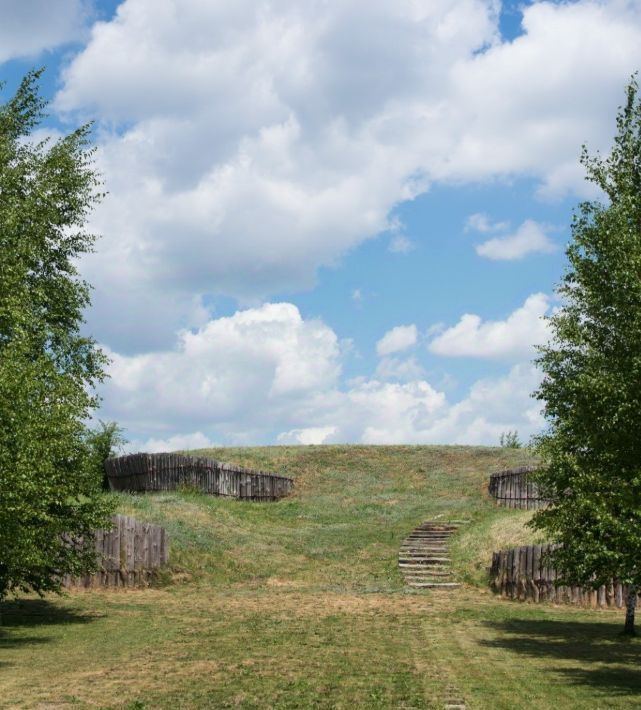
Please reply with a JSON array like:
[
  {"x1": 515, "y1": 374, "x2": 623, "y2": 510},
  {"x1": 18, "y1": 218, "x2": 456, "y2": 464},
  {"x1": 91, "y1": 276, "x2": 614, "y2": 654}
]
[
  {"x1": 505, "y1": 549, "x2": 512, "y2": 597},
  {"x1": 615, "y1": 582, "x2": 624, "y2": 608},
  {"x1": 110, "y1": 515, "x2": 120, "y2": 580},
  {"x1": 94, "y1": 528, "x2": 104, "y2": 586},
  {"x1": 498, "y1": 550, "x2": 506, "y2": 596},
  {"x1": 601, "y1": 584, "x2": 609, "y2": 607},
  {"x1": 518, "y1": 546, "x2": 528, "y2": 600},
  {"x1": 525, "y1": 545, "x2": 533, "y2": 601},
  {"x1": 152, "y1": 525, "x2": 160, "y2": 568},
  {"x1": 570, "y1": 585, "x2": 579, "y2": 604},
  {"x1": 543, "y1": 544, "x2": 552, "y2": 602},
  {"x1": 532, "y1": 545, "x2": 541, "y2": 602},
  {"x1": 510, "y1": 547, "x2": 519, "y2": 599},
  {"x1": 548, "y1": 544, "x2": 556, "y2": 602},
  {"x1": 161, "y1": 527, "x2": 169, "y2": 565},
  {"x1": 125, "y1": 516, "x2": 135, "y2": 585},
  {"x1": 490, "y1": 551, "x2": 498, "y2": 590},
  {"x1": 134, "y1": 520, "x2": 144, "y2": 585}
]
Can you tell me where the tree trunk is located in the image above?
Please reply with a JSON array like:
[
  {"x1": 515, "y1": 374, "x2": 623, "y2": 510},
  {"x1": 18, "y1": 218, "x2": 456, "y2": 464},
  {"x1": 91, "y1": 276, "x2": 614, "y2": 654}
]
[{"x1": 624, "y1": 585, "x2": 637, "y2": 636}]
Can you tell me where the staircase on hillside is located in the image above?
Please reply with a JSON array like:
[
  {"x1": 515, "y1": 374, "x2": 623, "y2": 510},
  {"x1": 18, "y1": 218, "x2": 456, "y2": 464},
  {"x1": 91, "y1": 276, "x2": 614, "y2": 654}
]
[{"x1": 398, "y1": 521, "x2": 461, "y2": 589}]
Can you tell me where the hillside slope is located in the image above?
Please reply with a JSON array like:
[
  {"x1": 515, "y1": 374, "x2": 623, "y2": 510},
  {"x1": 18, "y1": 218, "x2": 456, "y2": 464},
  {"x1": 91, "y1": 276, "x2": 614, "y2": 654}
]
[{"x1": 113, "y1": 445, "x2": 536, "y2": 590}]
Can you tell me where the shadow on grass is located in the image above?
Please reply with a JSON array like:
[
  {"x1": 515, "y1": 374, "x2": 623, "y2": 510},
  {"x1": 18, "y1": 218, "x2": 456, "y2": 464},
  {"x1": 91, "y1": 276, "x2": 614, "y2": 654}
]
[
  {"x1": 480, "y1": 618, "x2": 641, "y2": 698},
  {"x1": 0, "y1": 599, "x2": 100, "y2": 662}
]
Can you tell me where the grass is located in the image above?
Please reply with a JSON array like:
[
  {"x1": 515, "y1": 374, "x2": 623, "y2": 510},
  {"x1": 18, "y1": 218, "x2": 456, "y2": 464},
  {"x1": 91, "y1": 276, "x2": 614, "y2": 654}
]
[
  {"x1": 1, "y1": 445, "x2": 640, "y2": 709},
  {"x1": 450, "y1": 507, "x2": 547, "y2": 586}
]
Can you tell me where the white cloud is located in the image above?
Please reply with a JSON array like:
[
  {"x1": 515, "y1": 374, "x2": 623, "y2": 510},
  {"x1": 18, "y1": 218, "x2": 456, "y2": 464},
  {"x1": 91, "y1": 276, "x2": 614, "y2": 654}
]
[
  {"x1": 345, "y1": 379, "x2": 447, "y2": 444},
  {"x1": 428, "y1": 293, "x2": 551, "y2": 359},
  {"x1": 100, "y1": 302, "x2": 341, "y2": 441},
  {"x1": 375, "y1": 356, "x2": 426, "y2": 381},
  {"x1": 376, "y1": 324, "x2": 418, "y2": 356},
  {"x1": 465, "y1": 212, "x2": 509, "y2": 233},
  {"x1": 99, "y1": 301, "x2": 543, "y2": 447},
  {"x1": 389, "y1": 234, "x2": 415, "y2": 254},
  {"x1": 411, "y1": 362, "x2": 543, "y2": 446},
  {"x1": 277, "y1": 426, "x2": 338, "y2": 445},
  {"x1": 0, "y1": 0, "x2": 89, "y2": 63},
  {"x1": 126, "y1": 431, "x2": 216, "y2": 454},
  {"x1": 444, "y1": 1, "x2": 641, "y2": 193},
  {"x1": 46, "y1": 0, "x2": 641, "y2": 349},
  {"x1": 476, "y1": 219, "x2": 557, "y2": 260}
]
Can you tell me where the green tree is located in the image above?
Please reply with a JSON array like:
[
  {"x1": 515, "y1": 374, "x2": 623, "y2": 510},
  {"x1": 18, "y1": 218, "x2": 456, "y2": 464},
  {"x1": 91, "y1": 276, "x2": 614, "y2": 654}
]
[
  {"x1": 532, "y1": 75, "x2": 641, "y2": 635},
  {"x1": 0, "y1": 70, "x2": 114, "y2": 600},
  {"x1": 499, "y1": 430, "x2": 522, "y2": 449},
  {"x1": 85, "y1": 420, "x2": 127, "y2": 490}
]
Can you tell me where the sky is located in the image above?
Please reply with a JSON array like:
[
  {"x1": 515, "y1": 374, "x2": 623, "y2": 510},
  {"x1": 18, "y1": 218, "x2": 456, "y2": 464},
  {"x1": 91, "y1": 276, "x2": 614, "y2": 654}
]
[{"x1": 2, "y1": 0, "x2": 640, "y2": 451}]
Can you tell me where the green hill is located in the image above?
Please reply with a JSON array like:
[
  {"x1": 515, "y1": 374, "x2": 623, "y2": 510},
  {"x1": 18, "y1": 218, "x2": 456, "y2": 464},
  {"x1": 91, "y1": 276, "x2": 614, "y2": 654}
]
[
  {"x1": 2, "y1": 445, "x2": 639, "y2": 709},
  {"x1": 112, "y1": 445, "x2": 535, "y2": 590}
]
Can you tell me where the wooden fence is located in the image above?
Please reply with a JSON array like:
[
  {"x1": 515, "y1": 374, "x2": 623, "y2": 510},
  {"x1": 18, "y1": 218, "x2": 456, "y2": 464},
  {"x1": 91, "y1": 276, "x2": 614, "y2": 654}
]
[
  {"x1": 105, "y1": 453, "x2": 294, "y2": 501},
  {"x1": 490, "y1": 543, "x2": 636, "y2": 608},
  {"x1": 488, "y1": 466, "x2": 550, "y2": 509},
  {"x1": 62, "y1": 515, "x2": 169, "y2": 589}
]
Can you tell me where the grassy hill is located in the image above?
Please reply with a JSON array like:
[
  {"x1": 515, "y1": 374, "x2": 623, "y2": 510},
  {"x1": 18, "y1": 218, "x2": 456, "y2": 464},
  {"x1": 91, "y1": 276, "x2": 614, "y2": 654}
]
[
  {"x1": 112, "y1": 445, "x2": 536, "y2": 591},
  {"x1": 1, "y1": 445, "x2": 640, "y2": 709}
]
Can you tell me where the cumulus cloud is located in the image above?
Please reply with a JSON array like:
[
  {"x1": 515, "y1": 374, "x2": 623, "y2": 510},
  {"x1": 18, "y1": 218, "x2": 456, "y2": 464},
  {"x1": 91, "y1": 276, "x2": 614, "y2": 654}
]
[
  {"x1": 277, "y1": 426, "x2": 338, "y2": 445},
  {"x1": 465, "y1": 212, "x2": 509, "y2": 233},
  {"x1": 99, "y1": 301, "x2": 543, "y2": 447},
  {"x1": 412, "y1": 362, "x2": 544, "y2": 445},
  {"x1": 476, "y1": 219, "x2": 557, "y2": 260},
  {"x1": 47, "y1": 0, "x2": 641, "y2": 348},
  {"x1": 0, "y1": 0, "x2": 90, "y2": 63},
  {"x1": 99, "y1": 302, "x2": 341, "y2": 442},
  {"x1": 126, "y1": 431, "x2": 216, "y2": 454},
  {"x1": 375, "y1": 356, "x2": 426, "y2": 381},
  {"x1": 376, "y1": 324, "x2": 418, "y2": 356},
  {"x1": 428, "y1": 293, "x2": 551, "y2": 359}
]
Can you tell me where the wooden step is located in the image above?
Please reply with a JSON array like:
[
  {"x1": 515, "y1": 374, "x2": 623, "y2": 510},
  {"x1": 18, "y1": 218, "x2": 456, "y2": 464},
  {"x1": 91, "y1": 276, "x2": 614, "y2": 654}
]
[
  {"x1": 412, "y1": 529, "x2": 455, "y2": 533},
  {"x1": 402, "y1": 571, "x2": 453, "y2": 578},
  {"x1": 401, "y1": 540, "x2": 449, "y2": 550},
  {"x1": 406, "y1": 537, "x2": 451, "y2": 541},
  {"x1": 399, "y1": 552, "x2": 450, "y2": 557},
  {"x1": 400, "y1": 518, "x2": 462, "y2": 591}
]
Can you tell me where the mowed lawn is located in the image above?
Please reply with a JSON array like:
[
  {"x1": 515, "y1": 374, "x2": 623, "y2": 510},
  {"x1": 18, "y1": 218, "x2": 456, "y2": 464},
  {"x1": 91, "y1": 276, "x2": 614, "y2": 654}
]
[{"x1": 1, "y1": 446, "x2": 640, "y2": 709}]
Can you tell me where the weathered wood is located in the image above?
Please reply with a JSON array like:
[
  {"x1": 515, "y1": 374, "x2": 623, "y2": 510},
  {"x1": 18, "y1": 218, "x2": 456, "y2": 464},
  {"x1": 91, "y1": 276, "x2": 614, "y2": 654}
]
[
  {"x1": 532, "y1": 544, "x2": 541, "y2": 602},
  {"x1": 105, "y1": 452, "x2": 294, "y2": 501},
  {"x1": 491, "y1": 542, "x2": 638, "y2": 609},
  {"x1": 63, "y1": 514, "x2": 169, "y2": 589},
  {"x1": 488, "y1": 466, "x2": 551, "y2": 510}
]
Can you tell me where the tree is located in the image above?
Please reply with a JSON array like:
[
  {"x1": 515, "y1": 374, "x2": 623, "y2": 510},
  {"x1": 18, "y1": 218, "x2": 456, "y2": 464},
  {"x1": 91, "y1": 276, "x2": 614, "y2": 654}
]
[
  {"x1": 499, "y1": 430, "x2": 522, "y2": 449},
  {"x1": 0, "y1": 70, "x2": 114, "y2": 600},
  {"x1": 85, "y1": 420, "x2": 127, "y2": 490},
  {"x1": 532, "y1": 75, "x2": 641, "y2": 635}
]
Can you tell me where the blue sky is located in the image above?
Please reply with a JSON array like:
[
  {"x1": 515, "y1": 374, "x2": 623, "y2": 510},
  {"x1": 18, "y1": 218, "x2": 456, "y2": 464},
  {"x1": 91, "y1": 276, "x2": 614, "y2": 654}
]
[{"x1": 3, "y1": 0, "x2": 640, "y2": 450}]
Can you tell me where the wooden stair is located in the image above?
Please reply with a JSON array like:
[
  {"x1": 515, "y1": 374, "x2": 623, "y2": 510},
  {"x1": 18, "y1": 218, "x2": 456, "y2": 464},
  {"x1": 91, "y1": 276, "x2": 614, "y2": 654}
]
[{"x1": 399, "y1": 521, "x2": 461, "y2": 589}]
